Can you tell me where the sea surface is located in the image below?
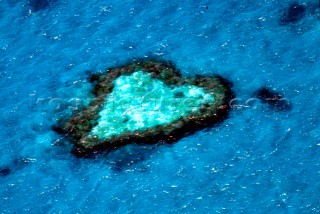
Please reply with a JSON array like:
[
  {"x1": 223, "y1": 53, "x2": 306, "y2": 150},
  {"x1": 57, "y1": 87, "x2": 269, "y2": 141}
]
[{"x1": 1, "y1": 0, "x2": 320, "y2": 213}]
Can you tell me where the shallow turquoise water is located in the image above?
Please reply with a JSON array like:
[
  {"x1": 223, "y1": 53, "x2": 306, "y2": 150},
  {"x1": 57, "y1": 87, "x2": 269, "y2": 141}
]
[{"x1": 1, "y1": 0, "x2": 320, "y2": 213}]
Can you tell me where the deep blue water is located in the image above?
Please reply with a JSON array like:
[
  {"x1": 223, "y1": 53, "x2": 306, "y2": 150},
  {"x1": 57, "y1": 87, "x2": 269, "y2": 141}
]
[{"x1": 1, "y1": 0, "x2": 320, "y2": 213}]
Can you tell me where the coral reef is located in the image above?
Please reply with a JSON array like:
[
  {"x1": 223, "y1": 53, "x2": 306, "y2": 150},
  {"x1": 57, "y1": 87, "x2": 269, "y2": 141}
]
[
  {"x1": 55, "y1": 60, "x2": 234, "y2": 157},
  {"x1": 29, "y1": 0, "x2": 56, "y2": 12},
  {"x1": 279, "y1": 2, "x2": 305, "y2": 25},
  {"x1": 0, "y1": 167, "x2": 11, "y2": 177},
  {"x1": 254, "y1": 87, "x2": 291, "y2": 111}
]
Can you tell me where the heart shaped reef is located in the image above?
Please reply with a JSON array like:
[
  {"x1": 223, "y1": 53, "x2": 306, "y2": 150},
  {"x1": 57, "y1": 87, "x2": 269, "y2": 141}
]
[{"x1": 57, "y1": 60, "x2": 234, "y2": 157}]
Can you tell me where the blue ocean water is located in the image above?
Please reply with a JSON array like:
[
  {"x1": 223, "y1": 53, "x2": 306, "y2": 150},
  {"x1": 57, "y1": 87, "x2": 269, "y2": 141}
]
[{"x1": 1, "y1": 0, "x2": 320, "y2": 212}]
